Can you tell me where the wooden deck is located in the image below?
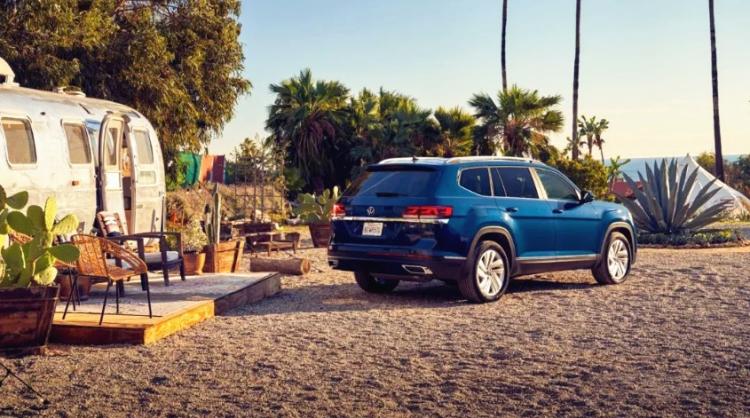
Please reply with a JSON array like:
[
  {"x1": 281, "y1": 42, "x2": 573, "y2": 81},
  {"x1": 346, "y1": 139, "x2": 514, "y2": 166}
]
[{"x1": 50, "y1": 272, "x2": 281, "y2": 345}]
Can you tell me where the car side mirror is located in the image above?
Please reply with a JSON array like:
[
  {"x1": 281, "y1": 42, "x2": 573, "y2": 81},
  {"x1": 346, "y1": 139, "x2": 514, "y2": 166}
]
[{"x1": 580, "y1": 190, "x2": 594, "y2": 204}]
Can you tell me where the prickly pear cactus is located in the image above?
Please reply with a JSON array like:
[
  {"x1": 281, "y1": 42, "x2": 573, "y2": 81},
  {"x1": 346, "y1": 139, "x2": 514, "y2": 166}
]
[
  {"x1": 296, "y1": 186, "x2": 340, "y2": 223},
  {"x1": 0, "y1": 185, "x2": 80, "y2": 288}
]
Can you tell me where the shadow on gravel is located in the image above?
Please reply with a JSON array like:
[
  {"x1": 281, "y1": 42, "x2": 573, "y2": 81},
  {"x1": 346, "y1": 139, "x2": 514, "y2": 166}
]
[
  {"x1": 508, "y1": 277, "x2": 596, "y2": 293},
  {"x1": 226, "y1": 275, "x2": 597, "y2": 316}
]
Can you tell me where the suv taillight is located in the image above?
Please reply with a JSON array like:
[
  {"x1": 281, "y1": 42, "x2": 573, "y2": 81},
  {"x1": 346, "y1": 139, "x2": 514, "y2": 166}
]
[
  {"x1": 403, "y1": 205, "x2": 453, "y2": 219},
  {"x1": 332, "y1": 203, "x2": 346, "y2": 219}
]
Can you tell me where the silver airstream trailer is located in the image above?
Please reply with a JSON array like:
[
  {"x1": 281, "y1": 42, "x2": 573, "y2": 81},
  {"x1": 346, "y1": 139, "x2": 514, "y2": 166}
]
[{"x1": 0, "y1": 58, "x2": 166, "y2": 234}]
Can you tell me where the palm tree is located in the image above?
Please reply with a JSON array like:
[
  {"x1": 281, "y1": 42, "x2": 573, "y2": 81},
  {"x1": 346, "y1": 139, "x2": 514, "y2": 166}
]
[
  {"x1": 433, "y1": 107, "x2": 475, "y2": 157},
  {"x1": 577, "y1": 115, "x2": 609, "y2": 162},
  {"x1": 592, "y1": 118, "x2": 609, "y2": 163},
  {"x1": 606, "y1": 155, "x2": 631, "y2": 188},
  {"x1": 469, "y1": 85, "x2": 564, "y2": 157},
  {"x1": 348, "y1": 88, "x2": 436, "y2": 170},
  {"x1": 571, "y1": 0, "x2": 582, "y2": 160},
  {"x1": 577, "y1": 115, "x2": 595, "y2": 157},
  {"x1": 563, "y1": 136, "x2": 582, "y2": 159},
  {"x1": 266, "y1": 69, "x2": 349, "y2": 191},
  {"x1": 501, "y1": 0, "x2": 508, "y2": 92},
  {"x1": 708, "y1": 0, "x2": 725, "y2": 181}
]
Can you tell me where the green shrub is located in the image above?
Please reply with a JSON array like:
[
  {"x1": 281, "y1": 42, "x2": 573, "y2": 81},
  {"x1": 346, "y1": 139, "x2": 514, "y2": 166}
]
[
  {"x1": 547, "y1": 156, "x2": 609, "y2": 200},
  {"x1": 639, "y1": 229, "x2": 739, "y2": 247}
]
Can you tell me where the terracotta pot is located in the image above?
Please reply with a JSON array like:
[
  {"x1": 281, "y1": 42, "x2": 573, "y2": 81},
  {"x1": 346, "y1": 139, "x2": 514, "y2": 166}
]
[
  {"x1": 309, "y1": 223, "x2": 331, "y2": 248},
  {"x1": 183, "y1": 252, "x2": 206, "y2": 275},
  {"x1": 203, "y1": 240, "x2": 245, "y2": 273},
  {"x1": 0, "y1": 286, "x2": 59, "y2": 356}
]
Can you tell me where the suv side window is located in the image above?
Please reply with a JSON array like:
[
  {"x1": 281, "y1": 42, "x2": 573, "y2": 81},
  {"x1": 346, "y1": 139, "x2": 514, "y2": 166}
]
[
  {"x1": 459, "y1": 167, "x2": 492, "y2": 196},
  {"x1": 537, "y1": 169, "x2": 579, "y2": 201},
  {"x1": 495, "y1": 167, "x2": 538, "y2": 198}
]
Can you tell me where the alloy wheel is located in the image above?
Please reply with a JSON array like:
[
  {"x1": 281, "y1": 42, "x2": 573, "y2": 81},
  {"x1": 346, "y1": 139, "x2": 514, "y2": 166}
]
[
  {"x1": 607, "y1": 238, "x2": 630, "y2": 280},
  {"x1": 476, "y1": 249, "x2": 505, "y2": 298}
]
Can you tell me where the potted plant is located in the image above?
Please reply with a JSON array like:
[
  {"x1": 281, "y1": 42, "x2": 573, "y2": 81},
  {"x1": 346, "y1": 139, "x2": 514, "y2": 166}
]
[
  {"x1": 297, "y1": 186, "x2": 340, "y2": 248},
  {"x1": 202, "y1": 184, "x2": 244, "y2": 273},
  {"x1": 0, "y1": 185, "x2": 80, "y2": 355},
  {"x1": 182, "y1": 219, "x2": 208, "y2": 275}
]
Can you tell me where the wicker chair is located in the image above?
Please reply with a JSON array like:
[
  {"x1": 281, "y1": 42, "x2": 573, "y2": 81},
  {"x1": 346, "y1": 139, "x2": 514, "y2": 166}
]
[
  {"x1": 70, "y1": 235, "x2": 151, "y2": 325},
  {"x1": 97, "y1": 211, "x2": 185, "y2": 286}
]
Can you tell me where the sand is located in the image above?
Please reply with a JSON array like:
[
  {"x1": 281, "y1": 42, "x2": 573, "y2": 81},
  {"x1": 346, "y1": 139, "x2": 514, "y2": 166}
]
[{"x1": 2, "y1": 238, "x2": 749, "y2": 417}]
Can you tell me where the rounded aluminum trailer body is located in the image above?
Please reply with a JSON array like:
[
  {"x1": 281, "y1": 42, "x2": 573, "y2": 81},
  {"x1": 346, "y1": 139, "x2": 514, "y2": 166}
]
[{"x1": 0, "y1": 84, "x2": 167, "y2": 234}]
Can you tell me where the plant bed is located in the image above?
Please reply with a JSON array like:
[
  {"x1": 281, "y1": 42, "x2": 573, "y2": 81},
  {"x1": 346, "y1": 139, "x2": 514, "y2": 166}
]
[
  {"x1": 204, "y1": 240, "x2": 245, "y2": 273},
  {"x1": 1, "y1": 185, "x2": 80, "y2": 356},
  {"x1": 638, "y1": 229, "x2": 746, "y2": 249},
  {"x1": 0, "y1": 286, "x2": 60, "y2": 356}
]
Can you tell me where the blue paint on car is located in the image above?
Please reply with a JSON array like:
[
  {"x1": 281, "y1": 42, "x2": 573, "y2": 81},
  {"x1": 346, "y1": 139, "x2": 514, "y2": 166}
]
[{"x1": 328, "y1": 156, "x2": 637, "y2": 302}]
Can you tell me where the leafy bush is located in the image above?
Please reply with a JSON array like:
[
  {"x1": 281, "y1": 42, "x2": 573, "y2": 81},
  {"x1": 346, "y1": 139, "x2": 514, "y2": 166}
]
[
  {"x1": 548, "y1": 156, "x2": 609, "y2": 199},
  {"x1": 181, "y1": 219, "x2": 208, "y2": 253},
  {"x1": 618, "y1": 159, "x2": 731, "y2": 234},
  {"x1": 639, "y1": 229, "x2": 739, "y2": 247}
]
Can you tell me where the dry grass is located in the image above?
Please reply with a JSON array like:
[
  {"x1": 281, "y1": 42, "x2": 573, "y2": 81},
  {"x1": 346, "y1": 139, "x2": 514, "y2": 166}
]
[{"x1": 2, "y1": 238, "x2": 749, "y2": 417}]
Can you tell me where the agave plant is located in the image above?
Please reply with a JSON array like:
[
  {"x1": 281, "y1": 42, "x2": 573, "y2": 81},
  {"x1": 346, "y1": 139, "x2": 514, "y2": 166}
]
[{"x1": 617, "y1": 159, "x2": 731, "y2": 234}]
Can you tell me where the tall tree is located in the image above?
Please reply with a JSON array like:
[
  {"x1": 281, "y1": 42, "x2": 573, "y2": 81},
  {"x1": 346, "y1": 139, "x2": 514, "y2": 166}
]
[
  {"x1": 577, "y1": 115, "x2": 609, "y2": 162},
  {"x1": 433, "y1": 107, "x2": 475, "y2": 157},
  {"x1": 571, "y1": 0, "x2": 582, "y2": 160},
  {"x1": 267, "y1": 69, "x2": 350, "y2": 191},
  {"x1": 577, "y1": 115, "x2": 596, "y2": 157},
  {"x1": 592, "y1": 117, "x2": 609, "y2": 163},
  {"x1": 501, "y1": 0, "x2": 508, "y2": 92},
  {"x1": 349, "y1": 88, "x2": 436, "y2": 170},
  {"x1": 469, "y1": 85, "x2": 564, "y2": 157},
  {"x1": 708, "y1": 0, "x2": 725, "y2": 181},
  {"x1": 0, "y1": 0, "x2": 251, "y2": 182}
]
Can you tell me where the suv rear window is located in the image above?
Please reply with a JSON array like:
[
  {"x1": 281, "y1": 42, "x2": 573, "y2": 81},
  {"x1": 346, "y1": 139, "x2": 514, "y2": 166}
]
[
  {"x1": 344, "y1": 167, "x2": 437, "y2": 197},
  {"x1": 459, "y1": 168, "x2": 492, "y2": 196}
]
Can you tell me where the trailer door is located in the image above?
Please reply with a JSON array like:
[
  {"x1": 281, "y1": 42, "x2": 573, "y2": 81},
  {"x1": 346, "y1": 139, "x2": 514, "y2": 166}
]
[
  {"x1": 128, "y1": 125, "x2": 162, "y2": 233},
  {"x1": 98, "y1": 115, "x2": 128, "y2": 232}
]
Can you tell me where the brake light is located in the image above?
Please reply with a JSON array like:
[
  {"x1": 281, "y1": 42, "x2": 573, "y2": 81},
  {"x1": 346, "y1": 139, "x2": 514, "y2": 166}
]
[
  {"x1": 332, "y1": 203, "x2": 346, "y2": 219},
  {"x1": 403, "y1": 205, "x2": 453, "y2": 219}
]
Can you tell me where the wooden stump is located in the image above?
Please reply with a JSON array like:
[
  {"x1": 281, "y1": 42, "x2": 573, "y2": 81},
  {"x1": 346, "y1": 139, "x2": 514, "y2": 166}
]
[{"x1": 249, "y1": 257, "x2": 311, "y2": 275}]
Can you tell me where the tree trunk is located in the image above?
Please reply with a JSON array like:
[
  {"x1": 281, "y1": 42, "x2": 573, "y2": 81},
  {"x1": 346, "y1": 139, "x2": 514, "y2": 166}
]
[
  {"x1": 501, "y1": 0, "x2": 508, "y2": 92},
  {"x1": 571, "y1": 0, "x2": 582, "y2": 161},
  {"x1": 599, "y1": 143, "x2": 605, "y2": 164},
  {"x1": 249, "y1": 257, "x2": 311, "y2": 275},
  {"x1": 708, "y1": 0, "x2": 725, "y2": 181}
]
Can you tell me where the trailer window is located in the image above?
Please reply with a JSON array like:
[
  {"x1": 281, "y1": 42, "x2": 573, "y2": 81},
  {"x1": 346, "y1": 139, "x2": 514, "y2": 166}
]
[
  {"x1": 63, "y1": 123, "x2": 91, "y2": 164},
  {"x1": 2, "y1": 118, "x2": 37, "y2": 165},
  {"x1": 134, "y1": 130, "x2": 154, "y2": 164},
  {"x1": 105, "y1": 126, "x2": 119, "y2": 167}
]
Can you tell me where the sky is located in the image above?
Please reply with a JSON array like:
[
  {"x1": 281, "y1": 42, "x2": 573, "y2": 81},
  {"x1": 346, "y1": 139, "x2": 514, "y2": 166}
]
[{"x1": 211, "y1": 0, "x2": 750, "y2": 159}]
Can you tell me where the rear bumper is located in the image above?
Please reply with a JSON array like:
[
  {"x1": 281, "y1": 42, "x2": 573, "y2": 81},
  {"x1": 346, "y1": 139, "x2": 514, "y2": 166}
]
[{"x1": 327, "y1": 246, "x2": 465, "y2": 281}]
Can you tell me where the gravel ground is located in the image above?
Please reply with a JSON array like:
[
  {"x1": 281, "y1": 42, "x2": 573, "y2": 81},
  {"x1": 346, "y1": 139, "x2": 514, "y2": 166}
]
[{"x1": 2, "y1": 238, "x2": 749, "y2": 417}]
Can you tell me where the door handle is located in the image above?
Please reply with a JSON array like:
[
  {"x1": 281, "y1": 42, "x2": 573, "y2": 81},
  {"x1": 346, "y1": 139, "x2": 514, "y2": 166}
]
[
  {"x1": 553, "y1": 209, "x2": 564, "y2": 214},
  {"x1": 505, "y1": 207, "x2": 518, "y2": 213}
]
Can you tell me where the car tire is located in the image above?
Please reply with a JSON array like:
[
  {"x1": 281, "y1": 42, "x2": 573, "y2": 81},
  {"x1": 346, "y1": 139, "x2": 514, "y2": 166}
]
[
  {"x1": 592, "y1": 232, "x2": 632, "y2": 285},
  {"x1": 458, "y1": 240, "x2": 510, "y2": 303},
  {"x1": 354, "y1": 271, "x2": 399, "y2": 293}
]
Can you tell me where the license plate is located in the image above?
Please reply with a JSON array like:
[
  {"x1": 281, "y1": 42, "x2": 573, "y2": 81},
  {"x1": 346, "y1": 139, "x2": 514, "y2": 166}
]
[{"x1": 362, "y1": 222, "x2": 384, "y2": 237}]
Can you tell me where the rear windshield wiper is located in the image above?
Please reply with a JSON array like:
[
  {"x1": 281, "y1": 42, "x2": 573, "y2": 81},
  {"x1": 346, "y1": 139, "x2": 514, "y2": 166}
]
[{"x1": 375, "y1": 192, "x2": 404, "y2": 197}]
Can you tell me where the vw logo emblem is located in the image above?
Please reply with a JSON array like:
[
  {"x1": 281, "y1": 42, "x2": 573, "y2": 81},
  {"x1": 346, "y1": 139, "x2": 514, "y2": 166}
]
[{"x1": 367, "y1": 206, "x2": 375, "y2": 216}]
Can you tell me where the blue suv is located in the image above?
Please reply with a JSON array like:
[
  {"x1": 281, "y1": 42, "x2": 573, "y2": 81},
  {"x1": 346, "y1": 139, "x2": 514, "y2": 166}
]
[{"x1": 327, "y1": 156, "x2": 636, "y2": 302}]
